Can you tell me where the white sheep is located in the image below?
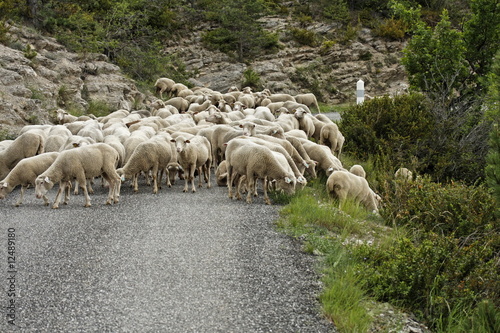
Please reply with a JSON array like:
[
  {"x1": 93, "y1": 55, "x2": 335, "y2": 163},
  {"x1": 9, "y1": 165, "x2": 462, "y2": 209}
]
[
  {"x1": 0, "y1": 152, "x2": 60, "y2": 206},
  {"x1": 117, "y1": 133, "x2": 175, "y2": 194},
  {"x1": 294, "y1": 93, "x2": 321, "y2": 112},
  {"x1": 225, "y1": 139, "x2": 295, "y2": 204},
  {"x1": 319, "y1": 122, "x2": 345, "y2": 158},
  {"x1": 35, "y1": 143, "x2": 121, "y2": 208},
  {"x1": 0, "y1": 132, "x2": 45, "y2": 180},
  {"x1": 298, "y1": 138, "x2": 344, "y2": 176},
  {"x1": 326, "y1": 170, "x2": 380, "y2": 213},
  {"x1": 294, "y1": 107, "x2": 315, "y2": 138},
  {"x1": 155, "y1": 77, "x2": 175, "y2": 99},
  {"x1": 395, "y1": 167, "x2": 413, "y2": 181},
  {"x1": 164, "y1": 97, "x2": 189, "y2": 113},
  {"x1": 170, "y1": 135, "x2": 212, "y2": 192},
  {"x1": 349, "y1": 165, "x2": 366, "y2": 178}
]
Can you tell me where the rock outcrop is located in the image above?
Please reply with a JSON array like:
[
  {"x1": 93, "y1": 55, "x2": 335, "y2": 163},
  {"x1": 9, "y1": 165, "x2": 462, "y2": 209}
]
[{"x1": 0, "y1": 24, "x2": 145, "y2": 136}]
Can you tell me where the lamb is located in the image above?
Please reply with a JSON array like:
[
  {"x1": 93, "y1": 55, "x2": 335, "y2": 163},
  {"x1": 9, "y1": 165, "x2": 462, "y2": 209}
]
[
  {"x1": 225, "y1": 139, "x2": 295, "y2": 204},
  {"x1": 35, "y1": 143, "x2": 121, "y2": 208},
  {"x1": 0, "y1": 132, "x2": 45, "y2": 180},
  {"x1": 319, "y1": 122, "x2": 345, "y2": 158},
  {"x1": 0, "y1": 152, "x2": 59, "y2": 206},
  {"x1": 170, "y1": 135, "x2": 212, "y2": 192},
  {"x1": 294, "y1": 93, "x2": 321, "y2": 112},
  {"x1": 117, "y1": 133, "x2": 175, "y2": 194},
  {"x1": 326, "y1": 170, "x2": 380, "y2": 213},
  {"x1": 395, "y1": 167, "x2": 413, "y2": 181},
  {"x1": 155, "y1": 77, "x2": 175, "y2": 99},
  {"x1": 349, "y1": 164, "x2": 366, "y2": 178}
]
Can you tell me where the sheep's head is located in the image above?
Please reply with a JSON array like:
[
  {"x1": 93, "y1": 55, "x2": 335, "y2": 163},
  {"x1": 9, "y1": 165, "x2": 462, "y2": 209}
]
[
  {"x1": 294, "y1": 107, "x2": 307, "y2": 119},
  {"x1": 240, "y1": 123, "x2": 256, "y2": 136},
  {"x1": 273, "y1": 176, "x2": 296, "y2": 195},
  {"x1": 35, "y1": 176, "x2": 54, "y2": 198},
  {"x1": 171, "y1": 137, "x2": 189, "y2": 153},
  {"x1": 0, "y1": 182, "x2": 10, "y2": 199}
]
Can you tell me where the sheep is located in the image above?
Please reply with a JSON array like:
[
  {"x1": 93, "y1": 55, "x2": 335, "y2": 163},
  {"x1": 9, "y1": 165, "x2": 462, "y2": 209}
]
[
  {"x1": 0, "y1": 140, "x2": 13, "y2": 151},
  {"x1": 294, "y1": 107, "x2": 315, "y2": 138},
  {"x1": 123, "y1": 129, "x2": 153, "y2": 164},
  {"x1": 77, "y1": 122, "x2": 104, "y2": 142},
  {"x1": 0, "y1": 152, "x2": 60, "y2": 206},
  {"x1": 298, "y1": 138, "x2": 344, "y2": 176},
  {"x1": 319, "y1": 122, "x2": 345, "y2": 158},
  {"x1": 165, "y1": 97, "x2": 189, "y2": 113},
  {"x1": 187, "y1": 100, "x2": 212, "y2": 113},
  {"x1": 215, "y1": 160, "x2": 228, "y2": 186},
  {"x1": 276, "y1": 112, "x2": 300, "y2": 132},
  {"x1": 282, "y1": 101, "x2": 312, "y2": 114},
  {"x1": 171, "y1": 83, "x2": 189, "y2": 97},
  {"x1": 294, "y1": 93, "x2": 321, "y2": 112},
  {"x1": 0, "y1": 132, "x2": 45, "y2": 180},
  {"x1": 103, "y1": 135, "x2": 126, "y2": 168},
  {"x1": 235, "y1": 136, "x2": 306, "y2": 185},
  {"x1": 267, "y1": 93, "x2": 296, "y2": 103},
  {"x1": 253, "y1": 106, "x2": 275, "y2": 121},
  {"x1": 285, "y1": 129, "x2": 308, "y2": 140},
  {"x1": 349, "y1": 165, "x2": 366, "y2": 178},
  {"x1": 155, "y1": 77, "x2": 175, "y2": 99},
  {"x1": 395, "y1": 167, "x2": 413, "y2": 181},
  {"x1": 283, "y1": 135, "x2": 317, "y2": 178},
  {"x1": 326, "y1": 170, "x2": 380, "y2": 213},
  {"x1": 117, "y1": 133, "x2": 175, "y2": 194},
  {"x1": 225, "y1": 139, "x2": 295, "y2": 204},
  {"x1": 60, "y1": 135, "x2": 96, "y2": 151},
  {"x1": 55, "y1": 109, "x2": 94, "y2": 124},
  {"x1": 170, "y1": 135, "x2": 212, "y2": 192},
  {"x1": 35, "y1": 143, "x2": 121, "y2": 208},
  {"x1": 45, "y1": 135, "x2": 67, "y2": 152}
]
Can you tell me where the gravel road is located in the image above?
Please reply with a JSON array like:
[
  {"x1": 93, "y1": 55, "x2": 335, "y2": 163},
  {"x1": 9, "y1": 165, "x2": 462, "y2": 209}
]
[{"x1": 1, "y1": 173, "x2": 335, "y2": 332}]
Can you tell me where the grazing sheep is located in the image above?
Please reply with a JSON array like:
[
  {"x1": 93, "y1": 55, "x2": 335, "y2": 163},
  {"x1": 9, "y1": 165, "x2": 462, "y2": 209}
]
[
  {"x1": 35, "y1": 143, "x2": 121, "y2": 208},
  {"x1": 0, "y1": 152, "x2": 59, "y2": 206},
  {"x1": 155, "y1": 78, "x2": 175, "y2": 99},
  {"x1": 170, "y1": 135, "x2": 212, "y2": 192},
  {"x1": 319, "y1": 122, "x2": 345, "y2": 158},
  {"x1": 0, "y1": 132, "x2": 45, "y2": 180},
  {"x1": 349, "y1": 165, "x2": 366, "y2": 178},
  {"x1": 187, "y1": 99, "x2": 212, "y2": 113},
  {"x1": 45, "y1": 135, "x2": 67, "y2": 152},
  {"x1": 117, "y1": 134, "x2": 174, "y2": 194},
  {"x1": 294, "y1": 93, "x2": 321, "y2": 113},
  {"x1": 326, "y1": 170, "x2": 380, "y2": 213},
  {"x1": 171, "y1": 83, "x2": 189, "y2": 97},
  {"x1": 395, "y1": 167, "x2": 413, "y2": 181},
  {"x1": 298, "y1": 139, "x2": 344, "y2": 176},
  {"x1": 215, "y1": 160, "x2": 228, "y2": 186},
  {"x1": 225, "y1": 140, "x2": 295, "y2": 204}
]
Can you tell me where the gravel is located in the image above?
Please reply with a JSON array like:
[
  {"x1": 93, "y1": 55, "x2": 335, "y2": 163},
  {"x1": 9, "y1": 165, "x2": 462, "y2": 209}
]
[{"x1": 1, "y1": 174, "x2": 335, "y2": 332}]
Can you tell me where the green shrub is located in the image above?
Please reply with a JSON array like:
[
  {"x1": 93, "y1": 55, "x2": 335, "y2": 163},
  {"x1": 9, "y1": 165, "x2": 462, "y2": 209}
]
[
  {"x1": 241, "y1": 67, "x2": 262, "y2": 90},
  {"x1": 87, "y1": 100, "x2": 112, "y2": 118},
  {"x1": 375, "y1": 18, "x2": 407, "y2": 40},
  {"x1": 0, "y1": 20, "x2": 10, "y2": 45},
  {"x1": 289, "y1": 27, "x2": 317, "y2": 47},
  {"x1": 353, "y1": 175, "x2": 500, "y2": 329}
]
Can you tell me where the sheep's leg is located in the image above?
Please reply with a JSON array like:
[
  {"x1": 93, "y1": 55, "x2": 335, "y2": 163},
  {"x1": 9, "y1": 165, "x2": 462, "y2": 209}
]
[
  {"x1": 14, "y1": 185, "x2": 27, "y2": 207},
  {"x1": 183, "y1": 166, "x2": 190, "y2": 192},
  {"x1": 197, "y1": 166, "x2": 204, "y2": 188},
  {"x1": 205, "y1": 162, "x2": 211, "y2": 188},
  {"x1": 52, "y1": 182, "x2": 65, "y2": 209},
  {"x1": 87, "y1": 178, "x2": 94, "y2": 194},
  {"x1": 63, "y1": 181, "x2": 71, "y2": 205},
  {"x1": 236, "y1": 175, "x2": 245, "y2": 200},
  {"x1": 152, "y1": 165, "x2": 159, "y2": 194},
  {"x1": 133, "y1": 174, "x2": 139, "y2": 192},
  {"x1": 190, "y1": 166, "x2": 196, "y2": 193},
  {"x1": 73, "y1": 180, "x2": 79, "y2": 195},
  {"x1": 263, "y1": 178, "x2": 271, "y2": 205},
  {"x1": 246, "y1": 173, "x2": 254, "y2": 204}
]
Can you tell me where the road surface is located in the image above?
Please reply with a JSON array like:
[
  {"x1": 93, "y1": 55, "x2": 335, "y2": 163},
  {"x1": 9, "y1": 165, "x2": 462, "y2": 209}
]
[{"x1": 1, "y1": 174, "x2": 335, "y2": 332}]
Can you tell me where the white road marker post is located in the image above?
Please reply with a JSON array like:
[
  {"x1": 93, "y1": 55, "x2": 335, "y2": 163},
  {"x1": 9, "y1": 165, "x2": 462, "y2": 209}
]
[{"x1": 356, "y1": 79, "x2": 365, "y2": 105}]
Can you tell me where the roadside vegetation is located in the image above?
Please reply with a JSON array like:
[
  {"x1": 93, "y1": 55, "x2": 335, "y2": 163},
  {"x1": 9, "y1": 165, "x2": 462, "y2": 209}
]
[{"x1": 0, "y1": 0, "x2": 498, "y2": 332}]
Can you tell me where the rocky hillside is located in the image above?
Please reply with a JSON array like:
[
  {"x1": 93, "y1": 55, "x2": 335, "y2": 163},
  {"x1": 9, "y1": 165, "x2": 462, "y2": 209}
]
[{"x1": 0, "y1": 18, "x2": 408, "y2": 136}]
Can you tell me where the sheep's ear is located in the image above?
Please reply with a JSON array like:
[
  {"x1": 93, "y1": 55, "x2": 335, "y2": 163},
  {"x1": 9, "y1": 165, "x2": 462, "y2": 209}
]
[
  {"x1": 170, "y1": 139, "x2": 176, "y2": 142},
  {"x1": 44, "y1": 176, "x2": 51, "y2": 184},
  {"x1": 239, "y1": 124, "x2": 243, "y2": 128},
  {"x1": 185, "y1": 140, "x2": 190, "y2": 144},
  {"x1": 73, "y1": 143, "x2": 80, "y2": 148}
]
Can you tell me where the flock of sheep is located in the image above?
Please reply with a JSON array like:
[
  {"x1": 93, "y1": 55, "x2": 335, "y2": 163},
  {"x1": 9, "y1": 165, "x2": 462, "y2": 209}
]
[{"x1": 0, "y1": 77, "x2": 391, "y2": 212}]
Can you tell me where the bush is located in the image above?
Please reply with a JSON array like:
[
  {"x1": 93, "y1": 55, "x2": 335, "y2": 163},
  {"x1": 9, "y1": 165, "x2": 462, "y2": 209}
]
[
  {"x1": 353, "y1": 175, "x2": 500, "y2": 329},
  {"x1": 241, "y1": 67, "x2": 262, "y2": 90},
  {"x1": 341, "y1": 93, "x2": 433, "y2": 167},
  {"x1": 375, "y1": 18, "x2": 407, "y2": 40},
  {"x1": 289, "y1": 27, "x2": 317, "y2": 47}
]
